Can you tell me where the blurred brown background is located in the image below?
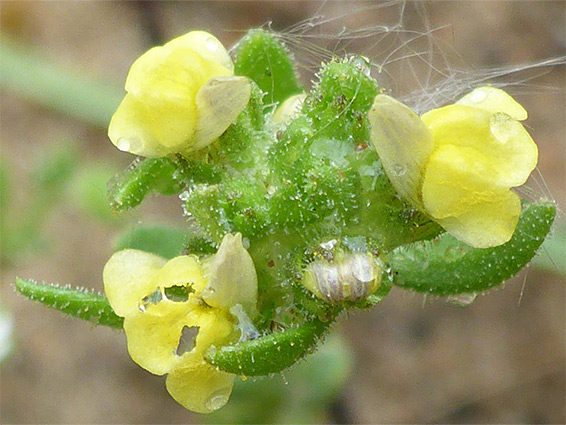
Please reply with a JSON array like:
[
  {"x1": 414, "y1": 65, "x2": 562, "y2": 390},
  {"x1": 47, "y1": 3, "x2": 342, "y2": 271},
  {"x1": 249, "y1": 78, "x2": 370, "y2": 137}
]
[{"x1": 1, "y1": 1, "x2": 564, "y2": 423}]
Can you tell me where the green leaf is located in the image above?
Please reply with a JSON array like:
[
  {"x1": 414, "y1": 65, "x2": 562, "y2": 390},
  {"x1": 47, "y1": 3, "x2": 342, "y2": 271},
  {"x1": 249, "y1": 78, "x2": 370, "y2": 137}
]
[
  {"x1": 14, "y1": 278, "x2": 123, "y2": 329},
  {"x1": 115, "y1": 225, "x2": 192, "y2": 259},
  {"x1": 389, "y1": 201, "x2": 556, "y2": 295},
  {"x1": 0, "y1": 35, "x2": 122, "y2": 128},
  {"x1": 203, "y1": 332, "x2": 353, "y2": 424},
  {"x1": 107, "y1": 157, "x2": 184, "y2": 212},
  {"x1": 205, "y1": 319, "x2": 330, "y2": 376},
  {"x1": 234, "y1": 29, "x2": 302, "y2": 105}
]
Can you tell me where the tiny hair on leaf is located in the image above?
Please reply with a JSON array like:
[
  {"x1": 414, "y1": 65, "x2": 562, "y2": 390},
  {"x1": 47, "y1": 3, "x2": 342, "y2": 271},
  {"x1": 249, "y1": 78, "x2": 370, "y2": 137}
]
[
  {"x1": 205, "y1": 318, "x2": 330, "y2": 376},
  {"x1": 14, "y1": 278, "x2": 123, "y2": 329},
  {"x1": 388, "y1": 201, "x2": 556, "y2": 295}
]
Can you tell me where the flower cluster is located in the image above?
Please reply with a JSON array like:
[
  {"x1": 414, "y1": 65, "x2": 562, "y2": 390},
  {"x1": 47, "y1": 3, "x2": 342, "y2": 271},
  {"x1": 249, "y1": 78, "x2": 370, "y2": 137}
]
[
  {"x1": 103, "y1": 233, "x2": 257, "y2": 413},
  {"x1": 101, "y1": 28, "x2": 543, "y2": 415},
  {"x1": 108, "y1": 31, "x2": 251, "y2": 158},
  {"x1": 369, "y1": 86, "x2": 538, "y2": 248}
]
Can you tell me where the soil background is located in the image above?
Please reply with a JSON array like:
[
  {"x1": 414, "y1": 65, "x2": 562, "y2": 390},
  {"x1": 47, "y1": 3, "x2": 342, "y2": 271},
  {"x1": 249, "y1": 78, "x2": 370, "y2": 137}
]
[{"x1": 1, "y1": 1, "x2": 564, "y2": 424}]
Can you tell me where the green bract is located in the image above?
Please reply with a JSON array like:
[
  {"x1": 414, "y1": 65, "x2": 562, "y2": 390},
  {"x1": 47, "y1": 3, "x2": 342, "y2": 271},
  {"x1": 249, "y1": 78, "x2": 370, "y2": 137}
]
[{"x1": 15, "y1": 29, "x2": 556, "y2": 414}]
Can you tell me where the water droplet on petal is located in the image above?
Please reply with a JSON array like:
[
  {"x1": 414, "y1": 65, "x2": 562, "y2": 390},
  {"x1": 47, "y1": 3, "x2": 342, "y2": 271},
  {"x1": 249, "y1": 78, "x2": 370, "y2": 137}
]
[
  {"x1": 393, "y1": 164, "x2": 407, "y2": 177},
  {"x1": 204, "y1": 389, "x2": 231, "y2": 411},
  {"x1": 116, "y1": 137, "x2": 130, "y2": 152},
  {"x1": 490, "y1": 113, "x2": 514, "y2": 145},
  {"x1": 116, "y1": 137, "x2": 142, "y2": 153},
  {"x1": 468, "y1": 89, "x2": 487, "y2": 103},
  {"x1": 205, "y1": 37, "x2": 220, "y2": 52}
]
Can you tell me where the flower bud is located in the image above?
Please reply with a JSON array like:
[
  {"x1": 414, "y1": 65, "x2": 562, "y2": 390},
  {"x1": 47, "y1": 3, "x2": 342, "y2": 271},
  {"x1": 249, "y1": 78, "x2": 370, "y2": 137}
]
[{"x1": 302, "y1": 253, "x2": 382, "y2": 304}]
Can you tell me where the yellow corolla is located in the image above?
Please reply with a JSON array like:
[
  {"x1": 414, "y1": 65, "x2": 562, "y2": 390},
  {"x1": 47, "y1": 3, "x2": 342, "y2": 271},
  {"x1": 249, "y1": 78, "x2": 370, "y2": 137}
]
[
  {"x1": 103, "y1": 233, "x2": 258, "y2": 413},
  {"x1": 369, "y1": 87, "x2": 538, "y2": 248},
  {"x1": 108, "y1": 31, "x2": 252, "y2": 158}
]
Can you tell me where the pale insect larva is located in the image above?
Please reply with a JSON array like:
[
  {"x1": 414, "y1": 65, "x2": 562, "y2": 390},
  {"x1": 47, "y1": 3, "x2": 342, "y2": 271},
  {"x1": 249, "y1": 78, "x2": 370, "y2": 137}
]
[{"x1": 302, "y1": 253, "x2": 383, "y2": 304}]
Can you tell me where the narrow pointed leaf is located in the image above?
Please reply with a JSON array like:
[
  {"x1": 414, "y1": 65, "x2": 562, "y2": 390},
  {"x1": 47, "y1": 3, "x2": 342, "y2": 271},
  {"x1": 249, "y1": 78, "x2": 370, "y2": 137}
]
[
  {"x1": 205, "y1": 319, "x2": 330, "y2": 376},
  {"x1": 389, "y1": 201, "x2": 556, "y2": 295},
  {"x1": 14, "y1": 278, "x2": 123, "y2": 329}
]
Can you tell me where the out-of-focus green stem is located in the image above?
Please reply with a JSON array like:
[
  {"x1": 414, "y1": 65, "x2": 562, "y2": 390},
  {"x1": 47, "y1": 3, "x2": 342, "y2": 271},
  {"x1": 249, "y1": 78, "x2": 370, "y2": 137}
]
[{"x1": 0, "y1": 34, "x2": 122, "y2": 128}]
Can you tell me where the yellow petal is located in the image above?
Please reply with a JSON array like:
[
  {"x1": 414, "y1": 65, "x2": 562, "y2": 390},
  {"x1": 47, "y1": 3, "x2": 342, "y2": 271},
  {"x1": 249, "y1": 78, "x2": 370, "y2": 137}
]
[
  {"x1": 422, "y1": 144, "x2": 503, "y2": 219},
  {"x1": 123, "y1": 301, "x2": 192, "y2": 375},
  {"x1": 456, "y1": 86, "x2": 527, "y2": 121},
  {"x1": 165, "y1": 307, "x2": 237, "y2": 413},
  {"x1": 125, "y1": 304, "x2": 235, "y2": 376},
  {"x1": 103, "y1": 250, "x2": 166, "y2": 317},
  {"x1": 125, "y1": 48, "x2": 230, "y2": 103},
  {"x1": 157, "y1": 255, "x2": 207, "y2": 295},
  {"x1": 200, "y1": 233, "x2": 258, "y2": 316},
  {"x1": 166, "y1": 361, "x2": 234, "y2": 414},
  {"x1": 368, "y1": 94, "x2": 434, "y2": 207},
  {"x1": 165, "y1": 31, "x2": 234, "y2": 73},
  {"x1": 434, "y1": 190, "x2": 521, "y2": 248},
  {"x1": 422, "y1": 105, "x2": 489, "y2": 149},
  {"x1": 108, "y1": 93, "x2": 197, "y2": 157},
  {"x1": 422, "y1": 105, "x2": 537, "y2": 188},
  {"x1": 185, "y1": 306, "x2": 237, "y2": 356},
  {"x1": 192, "y1": 76, "x2": 252, "y2": 151},
  {"x1": 488, "y1": 112, "x2": 537, "y2": 187}
]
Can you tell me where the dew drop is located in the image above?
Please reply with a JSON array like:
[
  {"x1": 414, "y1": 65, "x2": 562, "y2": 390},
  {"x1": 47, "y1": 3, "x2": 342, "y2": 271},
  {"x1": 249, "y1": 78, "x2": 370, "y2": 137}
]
[
  {"x1": 490, "y1": 113, "x2": 514, "y2": 144},
  {"x1": 117, "y1": 136, "x2": 144, "y2": 154},
  {"x1": 469, "y1": 89, "x2": 487, "y2": 103},
  {"x1": 205, "y1": 37, "x2": 220, "y2": 52},
  {"x1": 204, "y1": 389, "x2": 230, "y2": 411},
  {"x1": 393, "y1": 164, "x2": 407, "y2": 177},
  {"x1": 352, "y1": 56, "x2": 372, "y2": 77},
  {"x1": 319, "y1": 239, "x2": 337, "y2": 251}
]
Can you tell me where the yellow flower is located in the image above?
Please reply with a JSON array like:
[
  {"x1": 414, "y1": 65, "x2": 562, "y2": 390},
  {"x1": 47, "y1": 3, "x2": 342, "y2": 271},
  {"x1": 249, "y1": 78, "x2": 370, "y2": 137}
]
[
  {"x1": 108, "y1": 31, "x2": 252, "y2": 158},
  {"x1": 369, "y1": 87, "x2": 538, "y2": 248},
  {"x1": 103, "y1": 233, "x2": 258, "y2": 413}
]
